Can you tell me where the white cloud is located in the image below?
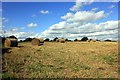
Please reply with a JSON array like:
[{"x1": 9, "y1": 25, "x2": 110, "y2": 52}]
[
  {"x1": 70, "y1": 2, "x2": 82, "y2": 11},
  {"x1": 1, "y1": 1, "x2": 118, "y2": 41},
  {"x1": 108, "y1": 5, "x2": 115, "y2": 9},
  {"x1": 36, "y1": 20, "x2": 118, "y2": 40},
  {"x1": 61, "y1": 10, "x2": 106, "y2": 23},
  {"x1": 40, "y1": 10, "x2": 49, "y2": 14},
  {"x1": 91, "y1": 8, "x2": 98, "y2": 11},
  {"x1": 61, "y1": 13, "x2": 73, "y2": 20},
  {"x1": 1, "y1": 26, "x2": 36, "y2": 40},
  {"x1": 11, "y1": 28, "x2": 18, "y2": 32},
  {"x1": 1, "y1": 29, "x2": 35, "y2": 40},
  {"x1": 27, "y1": 23, "x2": 37, "y2": 28},
  {"x1": 70, "y1": 0, "x2": 95, "y2": 11},
  {"x1": 35, "y1": 2, "x2": 118, "y2": 40}
]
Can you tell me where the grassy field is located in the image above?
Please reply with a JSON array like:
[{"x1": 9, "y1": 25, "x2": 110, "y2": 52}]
[{"x1": 2, "y1": 41, "x2": 118, "y2": 78}]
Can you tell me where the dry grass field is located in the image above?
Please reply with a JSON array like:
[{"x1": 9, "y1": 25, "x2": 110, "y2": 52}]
[{"x1": 2, "y1": 41, "x2": 118, "y2": 78}]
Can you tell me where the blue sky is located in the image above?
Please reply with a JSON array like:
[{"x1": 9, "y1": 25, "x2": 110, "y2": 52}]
[
  {"x1": 1, "y1": 2, "x2": 118, "y2": 40},
  {"x1": 2, "y1": 2, "x2": 73, "y2": 32}
]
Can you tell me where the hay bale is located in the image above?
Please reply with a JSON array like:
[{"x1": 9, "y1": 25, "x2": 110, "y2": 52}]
[
  {"x1": 39, "y1": 38, "x2": 44, "y2": 43},
  {"x1": 87, "y1": 39, "x2": 96, "y2": 42},
  {"x1": 4, "y1": 38, "x2": 18, "y2": 48},
  {"x1": 77, "y1": 40, "x2": 81, "y2": 42},
  {"x1": 39, "y1": 38, "x2": 44, "y2": 45},
  {"x1": 87, "y1": 40, "x2": 91, "y2": 42},
  {"x1": 31, "y1": 38, "x2": 40, "y2": 46},
  {"x1": 59, "y1": 39, "x2": 65, "y2": 43},
  {"x1": 56, "y1": 39, "x2": 59, "y2": 42},
  {"x1": 91, "y1": 40, "x2": 96, "y2": 42}
]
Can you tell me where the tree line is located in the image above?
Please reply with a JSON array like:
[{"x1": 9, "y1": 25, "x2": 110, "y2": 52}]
[{"x1": 1, "y1": 35, "x2": 116, "y2": 44}]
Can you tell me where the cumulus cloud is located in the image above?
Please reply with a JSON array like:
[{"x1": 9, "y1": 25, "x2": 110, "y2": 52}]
[
  {"x1": 30, "y1": 2, "x2": 118, "y2": 40},
  {"x1": 1, "y1": 29, "x2": 35, "y2": 41},
  {"x1": 70, "y1": 0, "x2": 95, "y2": 11},
  {"x1": 70, "y1": 2, "x2": 82, "y2": 11},
  {"x1": 1, "y1": 26, "x2": 36, "y2": 41},
  {"x1": 36, "y1": 20, "x2": 118, "y2": 40},
  {"x1": 27, "y1": 23, "x2": 37, "y2": 28},
  {"x1": 35, "y1": 2, "x2": 118, "y2": 41},
  {"x1": 91, "y1": 8, "x2": 98, "y2": 11},
  {"x1": 10, "y1": 28, "x2": 18, "y2": 32},
  {"x1": 40, "y1": 10, "x2": 49, "y2": 14},
  {"x1": 2, "y1": 1, "x2": 118, "y2": 41},
  {"x1": 61, "y1": 10, "x2": 106, "y2": 23}
]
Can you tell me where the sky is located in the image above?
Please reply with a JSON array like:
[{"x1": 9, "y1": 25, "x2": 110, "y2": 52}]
[{"x1": 1, "y1": 1, "x2": 119, "y2": 41}]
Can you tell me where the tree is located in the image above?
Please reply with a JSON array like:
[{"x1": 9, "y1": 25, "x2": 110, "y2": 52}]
[
  {"x1": 81, "y1": 37, "x2": 88, "y2": 41},
  {"x1": 65, "y1": 38, "x2": 68, "y2": 41},
  {"x1": 24, "y1": 37, "x2": 33, "y2": 42},
  {"x1": 74, "y1": 38, "x2": 78, "y2": 41},
  {"x1": 68, "y1": 40, "x2": 72, "y2": 42},
  {"x1": 105, "y1": 39, "x2": 111, "y2": 42},
  {"x1": 53, "y1": 37, "x2": 58, "y2": 41},
  {"x1": 19, "y1": 40, "x2": 23, "y2": 42},
  {"x1": 44, "y1": 38, "x2": 50, "y2": 42},
  {"x1": 96, "y1": 39, "x2": 100, "y2": 41},
  {"x1": 8, "y1": 35, "x2": 17, "y2": 39}
]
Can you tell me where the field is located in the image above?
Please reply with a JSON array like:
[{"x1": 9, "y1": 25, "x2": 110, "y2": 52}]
[{"x1": 2, "y1": 41, "x2": 118, "y2": 78}]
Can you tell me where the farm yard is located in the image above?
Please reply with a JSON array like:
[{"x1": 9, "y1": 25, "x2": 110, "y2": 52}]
[{"x1": 2, "y1": 41, "x2": 118, "y2": 78}]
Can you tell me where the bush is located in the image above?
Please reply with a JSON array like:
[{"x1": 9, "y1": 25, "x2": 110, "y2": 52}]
[
  {"x1": 81, "y1": 37, "x2": 88, "y2": 41},
  {"x1": 44, "y1": 38, "x2": 50, "y2": 42},
  {"x1": 8, "y1": 35, "x2": 17, "y2": 39},
  {"x1": 24, "y1": 38, "x2": 33, "y2": 42},
  {"x1": 74, "y1": 38, "x2": 78, "y2": 41},
  {"x1": 65, "y1": 38, "x2": 68, "y2": 41},
  {"x1": 53, "y1": 37, "x2": 58, "y2": 41},
  {"x1": 104, "y1": 39, "x2": 111, "y2": 42}
]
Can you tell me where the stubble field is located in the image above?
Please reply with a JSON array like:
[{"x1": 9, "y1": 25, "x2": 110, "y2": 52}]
[{"x1": 2, "y1": 41, "x2": 119, "y2": 78}]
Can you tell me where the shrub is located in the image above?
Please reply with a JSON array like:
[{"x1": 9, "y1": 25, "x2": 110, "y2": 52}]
[
  {"x1": 44, "y1": 38, "x2": 50, "y2": 42},
  {"x1": 81, "y1": 37, "x2": 88, "y2": 41},
  {"x1": 53, "y1": 37, "x2": 58, "y2": 41}
]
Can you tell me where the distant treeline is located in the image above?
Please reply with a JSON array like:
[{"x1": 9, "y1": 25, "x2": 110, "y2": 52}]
[{"x1": 0, "y1": 35, "x2": 117, "y2": 45}]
